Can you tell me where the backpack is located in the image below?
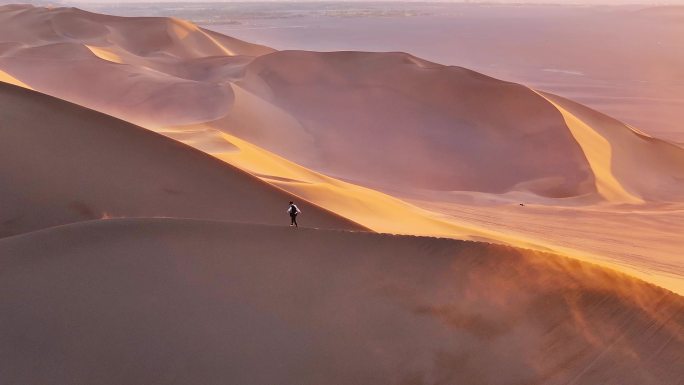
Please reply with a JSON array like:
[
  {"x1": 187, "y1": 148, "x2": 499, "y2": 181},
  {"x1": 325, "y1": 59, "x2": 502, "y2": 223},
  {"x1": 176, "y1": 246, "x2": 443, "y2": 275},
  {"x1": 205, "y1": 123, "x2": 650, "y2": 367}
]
[{"x1": 289, "y1": 205, "x2": 297, "y2": 215}]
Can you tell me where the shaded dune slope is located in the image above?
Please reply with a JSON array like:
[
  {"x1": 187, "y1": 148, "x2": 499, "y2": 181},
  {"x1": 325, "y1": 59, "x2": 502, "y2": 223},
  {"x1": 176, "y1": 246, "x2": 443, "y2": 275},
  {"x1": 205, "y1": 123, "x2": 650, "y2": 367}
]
[
  {"x1": 0, "y1": 218, "x2": 682, "y2": 385},
  {"x1": 0, "y1": 83, "x2": 362, "y2": 237},
  {"x1": 237, "y1": 50, "x2": 596, "y2": 197},
  {"x1": 235, "y1": 50, "x2": 684, "y2": 202}
]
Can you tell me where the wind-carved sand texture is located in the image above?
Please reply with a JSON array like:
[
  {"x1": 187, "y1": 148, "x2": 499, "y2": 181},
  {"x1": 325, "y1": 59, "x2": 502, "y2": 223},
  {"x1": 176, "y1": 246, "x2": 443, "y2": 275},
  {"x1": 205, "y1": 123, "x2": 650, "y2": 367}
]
[
  {"x1": 0, "y1": 6, "x2": 683, "y2": 383},
  {"x1": 1, "y1": 218, "x2": 683, "y2": 384}
]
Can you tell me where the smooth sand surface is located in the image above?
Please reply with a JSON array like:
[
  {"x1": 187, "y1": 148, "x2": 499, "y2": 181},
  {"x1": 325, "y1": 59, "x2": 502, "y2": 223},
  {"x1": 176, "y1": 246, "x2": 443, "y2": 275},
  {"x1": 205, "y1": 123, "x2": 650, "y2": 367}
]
[
  {"x1": 1, "y1": 218, "x2": 682, "y2": 385},
  {"x1": 0, "y1": 82, "x2": 362, "y2": 236},
  {"x1": 1, "y1": 5, "x2": 683, "y2": 295},
  {"x1": 235, "y1": 50, "x2": 594, "y2": 197}
]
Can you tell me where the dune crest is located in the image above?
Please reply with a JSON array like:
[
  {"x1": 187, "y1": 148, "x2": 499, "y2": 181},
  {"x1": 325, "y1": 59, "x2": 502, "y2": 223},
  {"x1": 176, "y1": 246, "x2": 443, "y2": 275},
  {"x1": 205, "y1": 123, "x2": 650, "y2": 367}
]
[
  {"x1": 160, "y1": 120, "x2": 684, "y2": 295},
  {"x1": 85, "y1": 45, "x2": 125, "y2": 64},
  {"x1": 163, "y1": 123, "x2": 515, "y2": 241},
  {"x1": 539, "y1": 92, "x2": 644, "y2": 204},
  {"x1": 0, "y1": 68, "x2": 30, "y2": 89},
  {"x1": 541, "y1": 91, "x2": 684, "y2": 203},
  {"x1": 0, "y1": 82, "x2": 362, "y2": 236}
]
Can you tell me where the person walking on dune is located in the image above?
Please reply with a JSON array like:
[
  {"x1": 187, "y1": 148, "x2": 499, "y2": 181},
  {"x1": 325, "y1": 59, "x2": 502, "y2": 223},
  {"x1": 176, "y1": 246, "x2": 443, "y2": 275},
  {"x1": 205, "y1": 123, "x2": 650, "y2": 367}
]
[{"x1": 287, "y1": 201, "x2": 301, "y2": 227}]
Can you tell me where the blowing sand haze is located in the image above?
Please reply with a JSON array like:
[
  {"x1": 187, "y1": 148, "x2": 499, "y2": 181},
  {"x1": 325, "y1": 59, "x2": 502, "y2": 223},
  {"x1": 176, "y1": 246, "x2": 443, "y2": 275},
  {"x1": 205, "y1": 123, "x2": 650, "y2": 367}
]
[{"x1": 0, "y1": 3, "x2": 682, "y2": 384}]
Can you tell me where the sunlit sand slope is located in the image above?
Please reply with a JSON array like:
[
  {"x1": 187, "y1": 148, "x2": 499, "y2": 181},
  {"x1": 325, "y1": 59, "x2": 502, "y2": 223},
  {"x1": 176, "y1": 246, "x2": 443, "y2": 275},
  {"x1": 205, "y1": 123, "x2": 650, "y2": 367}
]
[
  {"x1": 0, "y1": 218, "x2": 682, "y2": 385},
  {"x1": 0, "y1": 83, "x2": 362, "y2": 237},
  {"x1": 0, "y1": 68, "x2": 30, "y2": 88},
  {"x1": 156, "y1": 121, "x2": 684, "y2": 295},
  {"x1": 539, "y1": 91, "x2": 684, "y2": 203},
  {"x1": 158, "y1": 122, "x2": 561, "y2": 255}
]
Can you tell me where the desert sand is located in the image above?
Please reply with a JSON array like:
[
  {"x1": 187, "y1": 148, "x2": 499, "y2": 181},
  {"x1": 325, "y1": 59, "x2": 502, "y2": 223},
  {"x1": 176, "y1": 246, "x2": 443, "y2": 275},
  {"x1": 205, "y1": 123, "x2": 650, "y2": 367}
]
[
  {"x1": 1, "y1": 218, "x2": 683, "y2": 384},
  {"x1": 2, "y1": 4, "x2": 682, "y2": 293},
  {"x1": 199, "y1": 2, "x2": 684, "y2": 145},
  {"x1": 0, "y1": 82, "x2": 362, "y2": 236},
  {"x1": 0, "y1": 5, "x2": 683, "y2": 383}
]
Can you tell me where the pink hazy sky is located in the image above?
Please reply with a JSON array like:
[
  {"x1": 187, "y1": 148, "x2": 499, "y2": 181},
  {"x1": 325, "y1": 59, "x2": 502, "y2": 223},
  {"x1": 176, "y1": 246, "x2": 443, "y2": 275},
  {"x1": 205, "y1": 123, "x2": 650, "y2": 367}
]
[{"x1": 62, "y1": 1, "x2": 684, "y2": 4}]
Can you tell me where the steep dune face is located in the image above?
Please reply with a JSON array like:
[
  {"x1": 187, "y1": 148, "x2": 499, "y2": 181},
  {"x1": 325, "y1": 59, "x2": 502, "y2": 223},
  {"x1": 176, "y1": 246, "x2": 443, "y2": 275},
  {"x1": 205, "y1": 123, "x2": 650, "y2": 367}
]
[
  {"x1": 540, "y1": 91, "x2": 684, "y2": 203},
  {"x1": 0, "y1": 83, "x2": 362, "y2": 237},
  {"x1": 1, "y1": 218, "x2": 682, "y2": 385}
]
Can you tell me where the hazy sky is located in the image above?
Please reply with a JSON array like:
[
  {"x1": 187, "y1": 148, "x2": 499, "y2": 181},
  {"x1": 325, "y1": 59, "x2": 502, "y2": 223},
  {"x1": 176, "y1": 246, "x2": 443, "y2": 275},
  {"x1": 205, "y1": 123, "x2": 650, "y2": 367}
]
[{"x1": 54, "y1": 0, "x2": 684, "y2": 4}]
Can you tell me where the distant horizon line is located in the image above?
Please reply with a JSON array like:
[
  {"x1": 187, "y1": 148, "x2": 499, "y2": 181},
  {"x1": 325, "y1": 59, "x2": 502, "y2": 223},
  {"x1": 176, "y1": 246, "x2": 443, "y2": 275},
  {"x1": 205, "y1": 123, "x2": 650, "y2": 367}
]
[{"x1": 47, "y1": 0, "x2": 684, "y2": 6}]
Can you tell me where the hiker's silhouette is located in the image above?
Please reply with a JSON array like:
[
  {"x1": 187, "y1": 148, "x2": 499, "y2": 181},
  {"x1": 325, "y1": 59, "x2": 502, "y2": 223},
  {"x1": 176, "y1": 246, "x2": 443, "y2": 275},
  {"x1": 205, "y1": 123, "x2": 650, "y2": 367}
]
[{"x1": 287, "y1": 201, "x2": 301, "y2": 227}]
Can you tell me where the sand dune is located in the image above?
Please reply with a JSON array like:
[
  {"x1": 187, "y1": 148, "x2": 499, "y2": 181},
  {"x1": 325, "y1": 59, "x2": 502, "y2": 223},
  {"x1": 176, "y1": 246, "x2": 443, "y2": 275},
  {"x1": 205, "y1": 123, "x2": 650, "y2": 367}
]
[
  {"x1": 0, "y1": 5, "x2": 272, "y2": 57},
  {"x1": 540, "y1": 91, "x2": 684, "y2": 203},
  {"x1": 0, "y1": 68, "x2": 30, "y2": 88},
  {"x1": 1, "y1": 217, "x2": 682, "y2": 385},
  {"x1": 159, "y1": 121, "x2": 569, "y2": 254},
  {"x1": 3, "y1": 5, "x2": 684, "y2": 203},
  {"x1": 236, "y1": 50, "x2": 597, "y2": 197},
  {"x1": 0, "y1": 82, "x2": 361, "y2": 237},
  {"x1": 234, "y1": 50, "x2": 684, "y2": 203},
  {"x1": 0, "y1": 5, "x2": 273, "y2": 127},
  {"x1": 1, "y1": 41, "x2": 235, "y2": 127},
  {"x1": 205, "y1": 2, "x2": 684, "y2": 144},
  {"x1": 1, "y1": 6, "x2": 683, "y2": 380},
  {"x1": 2, "y1": 6, "x2": 684, "y2": 288},
  {"x1": 153, "y1": 121, "x2": 684, "y2": 295}
]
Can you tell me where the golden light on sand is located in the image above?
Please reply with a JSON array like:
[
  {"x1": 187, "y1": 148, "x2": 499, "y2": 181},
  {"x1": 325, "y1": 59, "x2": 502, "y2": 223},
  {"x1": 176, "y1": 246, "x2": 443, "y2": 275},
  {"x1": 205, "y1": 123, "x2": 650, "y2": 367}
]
[
  {"x1": 0, "y1": 69, "x2": 31, "y2": 89},
  {"x1": 1, "y1": 5, "x2": 682, "y2": 384}
]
